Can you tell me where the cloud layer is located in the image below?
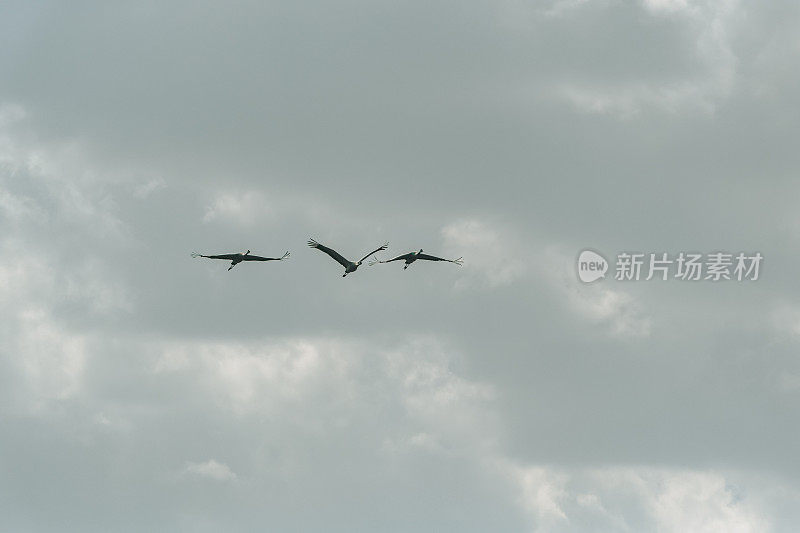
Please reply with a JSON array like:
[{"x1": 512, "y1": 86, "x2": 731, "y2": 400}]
[{"x1": 3, "y1": 1, "x2": 800, "y2": 531}]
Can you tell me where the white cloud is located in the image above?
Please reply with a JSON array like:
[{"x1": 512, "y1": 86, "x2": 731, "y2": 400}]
[
  {"x1": 495, "y1": 463, "x2": 769, "y2": 533},
  {"x1": 15, "y1": 308, "x2": 89, "y2": 407},
  {"x1": 511, "y1": 464, "x2": 570, "y2": 527},
  {"x1": 605, "y1": 468, "x2": 768, "y2": 533},
  {"x1": 203, "y1": 189, "x2": 271, "y2": 226},
  {"x1": 554, "y1": 0, "x2": 741, "y2": 116},
  {"x1": 149, "y1": 331, "x2": 776, "y2": 533},
  {"x1": 546, "y1": 0, "x2": 592, "y2": 17},
  {"x1": 641, "y1": 0, "x2": 693, "y2": 15},
  {"x1": 567, "y1": 285, "x2": 652, "y2": 338},
  {"x1": 0, "y1": 247, "x2": 89, "y2": 411},
  {"x1": 184, "y1": 460, "x2": 238, "y2": 482},
  {"x1": 382, "y1": 336, "x2": 498, "y2": 454},
  {"x1": 152, "y1": 333, "x2": 772, "y2": 532},
  {"x1": 0, "y1": 186, "x2": 43, "y2": 222},
  {"x1": 133, "y1": 177, "x2": 166, "y2": 199},
  {"x1": 155, "y1": 338, "x2": 355, "y2": 417},
  {"x1": 441, "y1": 224, "x2": 651, "y2": 337},
  {"x1": 441, "y1": 219, "x2": 527, "y2": 288},
  {"x1": 540, "y1": 247, "x2": 652, "y2": 339},
  {"x1": 0, "y1": 106, "x2": 135, "y2": 416},
  {"x1": 153, "y1": 335, "x2": 497, "y2": 450},
  {"x1": 646, "y1": 471, "x2": 762, "y2": 532},
  {"x1": 0, "y1": 104, "x2": 127, "y2": 239},
  {"x1": 556, "y1": 81, "x2": 716, "y2": 117}
]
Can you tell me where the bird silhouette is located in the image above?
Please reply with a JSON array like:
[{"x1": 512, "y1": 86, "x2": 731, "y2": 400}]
[
  {"x1": 192, "y1": 250, "x2": 290, "y2": 271},
  {"x1": 308, "y1": 239, "x2": 387, "y2": 277},
  {"x1": 369, "y1": 249, "x2": 463, "y2": 270}
]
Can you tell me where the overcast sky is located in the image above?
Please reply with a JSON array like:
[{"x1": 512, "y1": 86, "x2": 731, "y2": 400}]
[{"x1": 2, "y1": 1, "x2": 800, "y2": 531}]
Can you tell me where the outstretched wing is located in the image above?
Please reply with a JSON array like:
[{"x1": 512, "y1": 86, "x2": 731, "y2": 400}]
[
  {"x1": 242, "y1": 251, "x2": 291, "y2": 261},
  {"x1": 308, "y1": 239, "x2": 350, "y2": 267},
  {"x1": 417, "y1": 253, "x2": 463, "y2": 265},
  {"x1": 359, "y1": 242, "x2": 389, "y2": 264},
  {"x1": 368, "y1": 252, "x2": 413, "y2": 266},
  {"x1": 192, "y1": 252, "x2": 240, "y2": 260}
]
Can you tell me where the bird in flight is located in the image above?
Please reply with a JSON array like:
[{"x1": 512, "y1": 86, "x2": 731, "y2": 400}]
[
  {"x1": 369, "y1": 249, "x2": 463, "y2": 270},
  {"x1": 308, "y1": 239, "x2": 388, "y2": 277},
  {"x1": 191, "y1": 250, "x2": 290, "y2": 271}
]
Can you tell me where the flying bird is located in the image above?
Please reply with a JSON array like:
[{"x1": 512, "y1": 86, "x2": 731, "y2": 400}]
[
  {"x1": 307, "y1": 239, "x2": 388, "y2": 277},
  {"x1": 191, "y1": 250, "x2": 290, "y2": 271},
  {"x1": 369, "y1": 249, "x2": 463, "y2": 270}
]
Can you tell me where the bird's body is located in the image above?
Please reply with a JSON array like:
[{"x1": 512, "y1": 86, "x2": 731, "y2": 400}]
[
  {"x1": 308, "y1": 239, "x2": 388, "y2": 277},
  {"x1": 370, "y1": 249, "x2": 463, "y2": 270},
  {"x1": 192, "y1": 250, "x2": 290, "y2": 270}
]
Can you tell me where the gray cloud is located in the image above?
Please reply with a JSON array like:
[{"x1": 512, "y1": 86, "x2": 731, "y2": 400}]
[{"x1": 3, "y1": 1, "x2": 800, "y2": 531}]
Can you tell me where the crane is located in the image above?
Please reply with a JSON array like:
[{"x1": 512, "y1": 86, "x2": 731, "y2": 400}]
[
  {"x1": 307, "y1": 239, "x2": 388, "y2": 277},
  {"x1": 369, "y1": 249, "x2": 463, "y2": 270},
  {"x1": 192, "y1": 250, "x2": 290, "y2": 271}
]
